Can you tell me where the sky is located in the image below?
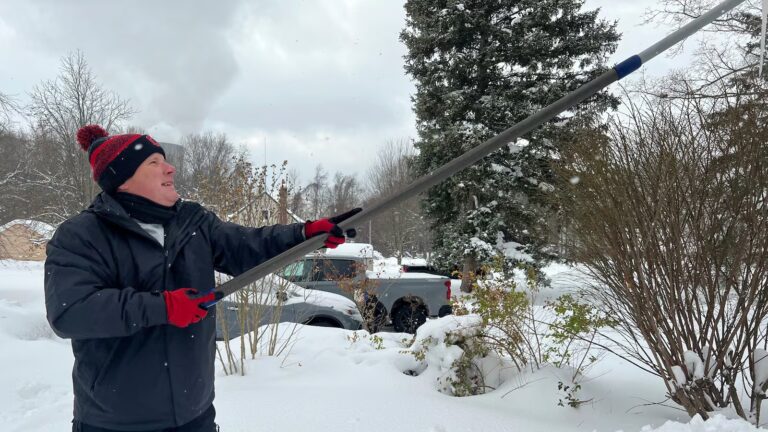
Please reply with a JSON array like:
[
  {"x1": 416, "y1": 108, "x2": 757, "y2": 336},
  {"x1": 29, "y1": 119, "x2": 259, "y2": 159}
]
[{"x1": 0, "y1": 0, "x2": 702, "y2": 184}]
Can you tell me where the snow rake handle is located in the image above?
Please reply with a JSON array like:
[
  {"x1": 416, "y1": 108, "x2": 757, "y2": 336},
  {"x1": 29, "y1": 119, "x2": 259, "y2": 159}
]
[{"x1": 206, "y1": 0, "x2": 747, "y2": 306}]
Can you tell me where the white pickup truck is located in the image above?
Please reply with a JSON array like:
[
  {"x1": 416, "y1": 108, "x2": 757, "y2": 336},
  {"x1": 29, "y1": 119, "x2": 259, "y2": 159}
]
[{"x1": 278, "y1": 244, "x2": 452, "y2": 333}]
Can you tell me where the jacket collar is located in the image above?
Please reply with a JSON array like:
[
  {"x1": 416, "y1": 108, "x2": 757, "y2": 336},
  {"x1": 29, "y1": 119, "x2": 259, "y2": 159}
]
[
  {"x1": 85, "y1": 192, "x2": 202, "y2": 250},
  {"x1": 87, "y1": 193, "x2": 150, "y2": 235}
]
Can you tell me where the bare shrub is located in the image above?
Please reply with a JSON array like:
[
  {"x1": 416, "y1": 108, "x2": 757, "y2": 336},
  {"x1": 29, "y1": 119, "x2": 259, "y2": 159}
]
[
  {"x1": 331, "y1": 260, "x2": 385, "y2": 333},
  {"x1": 559, "y1": 89, "x2": 768, "y2": 421},
  {"x1": 206, "y1": 155, "x2": 304, "y2": 375}
]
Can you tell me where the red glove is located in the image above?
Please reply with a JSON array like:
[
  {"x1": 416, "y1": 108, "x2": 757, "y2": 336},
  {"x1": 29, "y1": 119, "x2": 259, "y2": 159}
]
[
  {"x1": 305, "y1": 208, "x2": 361, "y2": 249},
  {"x1": 162, "y1": 288, "x2": 217, "y2": 328}
]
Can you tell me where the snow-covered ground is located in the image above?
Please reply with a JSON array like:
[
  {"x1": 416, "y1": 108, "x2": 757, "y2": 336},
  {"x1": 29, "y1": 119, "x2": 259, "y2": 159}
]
[{"x1": 1, "y1": 260, "x2": 765, "y2": 432}]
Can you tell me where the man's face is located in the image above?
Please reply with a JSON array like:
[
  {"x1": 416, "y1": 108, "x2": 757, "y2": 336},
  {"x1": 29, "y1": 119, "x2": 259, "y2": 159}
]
[{"x1": 117, "y1": 153, "x2": 179, "y2": 206}]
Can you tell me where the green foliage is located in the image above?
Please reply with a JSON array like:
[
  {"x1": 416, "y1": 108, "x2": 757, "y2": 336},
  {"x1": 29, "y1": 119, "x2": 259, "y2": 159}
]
[
  {"x1": 461, "y1": 259, "x2": 534, "y2": 369},
  {"x1": 544, "y1": 294, "x2": 615, "y2": 366},
  {"x1": 371, "y1": 335, "x2": 385, "y2": 350},
  {"x1": 405, "y1": 326, "x2": 491, "y2": 397},
  {"x1": 347, "y1": 332, "x2": 387, "y2": 351},
  {"x1": 406, "y1": 335, "x2": 435, "y2": 362},
  {"x1": 544, "y1": 294, "x2": 615, "y2": 407},
  {"x1": 450, "y1": 262, "x2": 612, "y2": 406},
  {"x1": 557, "y1": 381, "x2": 584, "y2": 408},
  {"x1": 473, "y1": 280, "x2": 529, "y2": 327}
]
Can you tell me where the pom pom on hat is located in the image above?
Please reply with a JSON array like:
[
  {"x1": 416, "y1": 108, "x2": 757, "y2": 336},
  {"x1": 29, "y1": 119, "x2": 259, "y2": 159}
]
[{"x1": 76, "y1": 124, "x2": 109, "y2": 152}]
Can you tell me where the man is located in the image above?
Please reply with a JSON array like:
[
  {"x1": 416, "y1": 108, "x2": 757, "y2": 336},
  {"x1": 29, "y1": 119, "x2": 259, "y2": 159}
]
[{"x1": 45, "y1": 125, "x2": 356, "y2": 432}]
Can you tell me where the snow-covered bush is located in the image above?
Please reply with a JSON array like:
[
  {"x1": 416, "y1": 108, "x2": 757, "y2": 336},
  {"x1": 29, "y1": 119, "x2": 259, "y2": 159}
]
[
  {"x1": 405, "y1": 314, "x2": 505, "y2": 396},
  {"x1": 410, "y1": 261, "x2": 610, "y2": 402}
]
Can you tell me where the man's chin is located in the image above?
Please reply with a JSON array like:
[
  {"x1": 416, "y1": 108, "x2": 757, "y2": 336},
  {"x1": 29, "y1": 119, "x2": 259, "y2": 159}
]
[
  {"x1": 164, "y1": 192, "x2": 180, "y2": 206},
  {"x1": 152, "y1": 191, "x2": 179, "y2": 207}
]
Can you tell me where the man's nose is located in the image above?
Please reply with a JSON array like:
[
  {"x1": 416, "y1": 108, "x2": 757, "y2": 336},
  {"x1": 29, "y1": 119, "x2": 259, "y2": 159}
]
[{"x1": 164, "y1": 162, "x2": 176, "y2": 174}]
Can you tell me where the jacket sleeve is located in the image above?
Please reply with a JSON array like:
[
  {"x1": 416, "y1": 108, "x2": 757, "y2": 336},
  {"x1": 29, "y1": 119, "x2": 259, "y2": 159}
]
[
  {"x1": 44, "y1": 221, "x2": 168, "y2": 340},
  {"x1": 207, "y1": 213, "x2": 306, "y2": 276}
]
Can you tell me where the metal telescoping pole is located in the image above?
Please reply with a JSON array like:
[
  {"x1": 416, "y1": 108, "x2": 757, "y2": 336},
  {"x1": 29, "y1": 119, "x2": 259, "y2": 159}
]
[{"x1": 208, "y1": 0, "x2": 748, "y2": 304}]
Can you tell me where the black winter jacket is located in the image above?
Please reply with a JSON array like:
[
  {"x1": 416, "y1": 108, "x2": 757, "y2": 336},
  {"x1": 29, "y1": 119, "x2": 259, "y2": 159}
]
[{"x1": 44, "y1": 193, "x2": 304, "y2": 430}]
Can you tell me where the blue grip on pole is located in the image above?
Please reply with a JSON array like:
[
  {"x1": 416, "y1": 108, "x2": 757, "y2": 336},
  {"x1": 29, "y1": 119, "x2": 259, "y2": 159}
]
[
  {"x1": 200, "y1": 299, "x2": 219, "y2": 310},
  {"x1": 613, "y1": 55, "x2": 642, "y2": 79},
  {"x1": 195, "y1": 288, "x2": 222, "y2": 310}
]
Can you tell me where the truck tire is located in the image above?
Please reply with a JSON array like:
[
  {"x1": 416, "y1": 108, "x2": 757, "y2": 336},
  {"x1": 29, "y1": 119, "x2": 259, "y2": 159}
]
[
  {"x1": 364, "y1": 300, "x2": 387, "y2": 333},
  {"x1": 392, "y1": 304, "x2": 427, "y2": 334}
]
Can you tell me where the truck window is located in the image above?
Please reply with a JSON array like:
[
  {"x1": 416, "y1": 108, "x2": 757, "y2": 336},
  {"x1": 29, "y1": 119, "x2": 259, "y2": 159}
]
[
  {"x1": 280, "y1": 260, "x2": 309, "y2": 281},
  {"x1": 320, "y1": 259, "x2": 357, "y2": 280}
]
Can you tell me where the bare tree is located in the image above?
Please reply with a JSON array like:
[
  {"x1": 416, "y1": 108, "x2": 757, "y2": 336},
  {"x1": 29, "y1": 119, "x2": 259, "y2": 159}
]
[
  {"x1": 285, "y1": 168, "x2": 305, "y2": 219},
  {"x1": 26, "y1": 50, "x2": 135, "y2": 220},
  {"x1": 0, "y1": 130, "x2": 32, "y2": 223},
  {"x1": 0, "y1": 92, "x2": 20, "y2": 134},
  {"x1": 122, "y1": 125, "x2": 148, "y2": 135},
  {"x1": 646, "y1": 0, "x2": 760, "y2": 42},
  {"x1": 175, "y1": 131, "x2": 235, "y2": 204},
  {"x1": 643, "y1": 0, "x2": 765, "y2": 101},
  {"x1": 559, "y1": 87, "x2": 768, "y2": 422},
  {"x1": 304, "y1": 165, "x2": 328, "y2": 220},
  {"x1": 365, "y1": 139, "x2": 431, "y2": 262},
  {"x1": 326, "y1": 172, "x2": 362, "y2": 216}
]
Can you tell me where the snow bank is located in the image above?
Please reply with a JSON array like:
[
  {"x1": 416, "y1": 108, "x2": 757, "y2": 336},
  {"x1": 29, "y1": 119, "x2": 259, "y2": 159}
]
[
  {"x1": 368, "y1": 255, "x2": 446, "y2": 279},
  {"x1": 4, "y1": 259, "x2": 764, "y2": 432},
  {"x1": 321, "y1": 242, "x2": 383, "y2": 259},
  {"x1": 640, "y1": 414, "x2": 766, "y2": 432},
  {"x1": 401, "y1": 257, "x2": 428, "y2": 267}
]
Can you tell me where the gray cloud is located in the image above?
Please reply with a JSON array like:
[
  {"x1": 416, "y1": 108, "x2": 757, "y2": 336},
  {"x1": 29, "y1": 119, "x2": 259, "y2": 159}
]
[
  {"x1": 0, "y1": 0, "x2": 691, "y2": 183},
  {"x1": 0, "y1": 0, "x2": 241, "y2": 133},
  {"x1": 203, "y1": 0, "x2": 419, "y2": 179}
]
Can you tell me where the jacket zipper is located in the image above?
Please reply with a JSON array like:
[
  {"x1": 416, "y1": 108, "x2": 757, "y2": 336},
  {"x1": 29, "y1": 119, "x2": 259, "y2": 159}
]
[{"x1": 162, "y1": 246, "x2": 180, "y2": 425}]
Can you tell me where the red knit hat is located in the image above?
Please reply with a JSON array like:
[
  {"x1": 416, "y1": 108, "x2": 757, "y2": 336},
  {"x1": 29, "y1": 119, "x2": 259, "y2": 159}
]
[{"x1": 76, "y1": 125, "x2": 166, "y2": 193}]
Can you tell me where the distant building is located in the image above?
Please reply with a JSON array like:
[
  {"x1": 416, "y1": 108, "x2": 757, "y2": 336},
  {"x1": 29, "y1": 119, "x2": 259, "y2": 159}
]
[
  {"x1": 229, "y1": 189, "x2": 304, "y2": 225},
  {"x1": 0, "y1": 220, "x2": 56, "y2": 261}
]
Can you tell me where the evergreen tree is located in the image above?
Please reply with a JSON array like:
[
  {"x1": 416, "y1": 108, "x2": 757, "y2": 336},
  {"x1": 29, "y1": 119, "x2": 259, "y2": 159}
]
[{"x1": 401, "y1": 0, "x2": 620, "y2": 286}]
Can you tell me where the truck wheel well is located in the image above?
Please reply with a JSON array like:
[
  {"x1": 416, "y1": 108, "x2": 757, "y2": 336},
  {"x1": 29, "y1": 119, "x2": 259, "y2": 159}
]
[
  {"x1": 303, "y1": 316, "x2": 343, "y2": 328},
  {"x1": 390, "y1": 297, "x2": 428, "y2": 319}
]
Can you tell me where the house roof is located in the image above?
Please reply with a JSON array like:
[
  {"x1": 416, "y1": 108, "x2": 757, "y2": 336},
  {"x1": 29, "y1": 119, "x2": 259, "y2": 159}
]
[
  {"x1": 264, "y1": 191, "x2": 305, "y2": 223},
  {"x1": 0, "y1": 220, "x2": 56, "y2": 240},
  {"x1": 231, "y1": 191, "x2": 304, "y2": 223}
]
